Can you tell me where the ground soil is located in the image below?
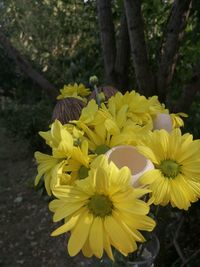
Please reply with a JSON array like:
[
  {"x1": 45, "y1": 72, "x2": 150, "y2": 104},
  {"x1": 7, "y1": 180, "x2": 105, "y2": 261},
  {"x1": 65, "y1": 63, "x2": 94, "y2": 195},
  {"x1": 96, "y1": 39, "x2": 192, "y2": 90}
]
[{"x1": 0, "y1": 125, "x2": 93, "y2": 267}]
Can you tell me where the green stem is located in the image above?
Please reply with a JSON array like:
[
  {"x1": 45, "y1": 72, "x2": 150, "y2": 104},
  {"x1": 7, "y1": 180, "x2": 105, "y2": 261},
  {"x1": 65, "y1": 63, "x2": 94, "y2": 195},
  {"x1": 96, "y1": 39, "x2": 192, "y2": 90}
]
[{"x1": 94, "y1": 85, "x2": 101, "y2": 107}]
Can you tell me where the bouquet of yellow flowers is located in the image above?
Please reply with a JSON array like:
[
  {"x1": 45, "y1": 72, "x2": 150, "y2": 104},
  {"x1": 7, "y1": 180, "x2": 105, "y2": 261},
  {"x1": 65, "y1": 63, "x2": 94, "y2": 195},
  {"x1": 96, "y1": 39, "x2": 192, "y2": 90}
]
[{"x1": 34, "y1": 79, "x2": 200, "y2": 265}]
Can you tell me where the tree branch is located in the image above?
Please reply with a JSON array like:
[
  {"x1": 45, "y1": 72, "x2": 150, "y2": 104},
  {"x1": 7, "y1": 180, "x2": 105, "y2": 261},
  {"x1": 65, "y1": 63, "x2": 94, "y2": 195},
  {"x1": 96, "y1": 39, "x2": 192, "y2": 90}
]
[
  {"x1": 0, "y1": 29, "x2": 58, "y2": 100},
  {"x1": 157, "y1": 0, "x2": 192, "y2": 102},
  {"x1": 96, "y1": 0, "x2": 117, "y2": 85},
  {"x1": 173, "y1": 61, "x2": 200, "y2": 113},
  {"x1": 123, "y1": 0, "x2": 155, "y2": 96},
  {"x1": 115, "y1": 13, "x2": 130, "y2": 92}
]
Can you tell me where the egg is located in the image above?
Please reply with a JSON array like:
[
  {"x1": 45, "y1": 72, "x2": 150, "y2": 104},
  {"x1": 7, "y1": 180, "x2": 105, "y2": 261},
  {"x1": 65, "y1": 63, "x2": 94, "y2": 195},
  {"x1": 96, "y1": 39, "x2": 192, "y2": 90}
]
[
  {"x1": 153, "y1": 113, "x2": 173, "y2": 132},
  {"x1": 105, "y1": 145, "x2": 154, "y2": 187}
]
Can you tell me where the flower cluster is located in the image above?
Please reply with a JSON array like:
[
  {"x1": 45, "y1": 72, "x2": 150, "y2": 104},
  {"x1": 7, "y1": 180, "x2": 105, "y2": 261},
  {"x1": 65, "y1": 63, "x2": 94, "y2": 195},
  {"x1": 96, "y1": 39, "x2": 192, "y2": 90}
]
[
  {"x1": 57, "y1": 83, "x2": 90, "y2": 102},
  {"x1": 35, "y1": 83, "x2": 200, "y2": 261}
]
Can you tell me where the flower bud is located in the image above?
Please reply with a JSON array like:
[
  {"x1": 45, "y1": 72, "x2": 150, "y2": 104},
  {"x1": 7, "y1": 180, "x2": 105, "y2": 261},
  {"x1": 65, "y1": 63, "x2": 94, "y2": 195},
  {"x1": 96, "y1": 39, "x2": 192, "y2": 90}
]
[{"x1": 89, "y1": 75, "x2": 98, "y2": 86}]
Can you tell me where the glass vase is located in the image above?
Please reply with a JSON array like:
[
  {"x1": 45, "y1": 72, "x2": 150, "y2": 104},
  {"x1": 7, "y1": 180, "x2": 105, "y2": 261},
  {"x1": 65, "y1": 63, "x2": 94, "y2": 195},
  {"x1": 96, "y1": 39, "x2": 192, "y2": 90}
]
[
  {"x1": 84, "y1": 233, "x2": 160, "y2": 267},
  {"x1": 126, "y1": 234, "x2": 160, "y2": 267}
]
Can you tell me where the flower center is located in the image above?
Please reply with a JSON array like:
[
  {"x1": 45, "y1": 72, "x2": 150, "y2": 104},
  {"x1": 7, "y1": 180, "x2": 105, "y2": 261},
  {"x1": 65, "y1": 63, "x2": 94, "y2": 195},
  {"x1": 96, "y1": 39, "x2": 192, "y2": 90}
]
[
  {"x1": 88, "y1": 194, "x2": 113, "y2": 217},
  {"x1": 159, "y1": 160, "x2": 180, "y2": 178},
  {"x1": 78, "y1": 166, "x2": 89, "y2": 179},
  {"x1": 95, "y1": 145, "x2": 110, "y2": 155}
]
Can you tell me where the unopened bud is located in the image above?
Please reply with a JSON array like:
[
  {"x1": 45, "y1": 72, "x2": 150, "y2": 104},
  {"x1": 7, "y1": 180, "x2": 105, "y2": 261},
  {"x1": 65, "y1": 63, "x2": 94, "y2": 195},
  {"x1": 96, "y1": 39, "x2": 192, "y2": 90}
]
[{"x1": 89, "y1": 75, "x2": 98, "y2": 86}]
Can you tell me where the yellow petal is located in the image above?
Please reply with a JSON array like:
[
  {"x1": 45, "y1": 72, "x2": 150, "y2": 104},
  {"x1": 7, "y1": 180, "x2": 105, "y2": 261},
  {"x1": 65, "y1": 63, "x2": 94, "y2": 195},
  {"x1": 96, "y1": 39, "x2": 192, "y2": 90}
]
[
  {"x1": 113, "y1": 210, "x2": 144, "y2": 244},
  {"x1": 136, "y1": 146, "x2": 159, "y2": 165},
  {"x1": 34, "y1": 152, "x2": 58, "y2": 185},
  {"x1": 139, "y1": 169, "x2": 160, "y2": 185},
  {"x1": 51, "y1": 209, "x2": 84, "y2": 236},
  {"x1": 115, "y1": 198, "x2": 149, "y2": 215},
  {"x1": 89, "y1": 217, "x2": 103, "y2": 258},
  {"x1": 68, "y1": 210, "x2": 93, "y2": 256},
  {"x1": 95, "y1": 167, "x2": 109, "y2": 194},
  {"x1": 170, "y1": 178, "x2": 190, "y2": 210},
  {"x1": 53, "y1": 201, "x2": 86, "y2": 222},
  {"x1": 44, "y1": 172, "x2": 52, "y2": 195},
  {"x1": 82, "y1": 237, "x2": 93, "y2": 258},
  {"x1": 52, "y1": 186, "x2": 89, "y2": 200},
  {"x1": 103, "y1": 230, "x2": 114, "y2": 261},
  {"x1": 153, "y1": 177, "x2": 169, "y2": 205},
  {"x1": 104, "y1": 216, "x2": 133, "y2": 255},
  {"x1": 49, "y1": 199, "x2": 66, "y2": 212}
]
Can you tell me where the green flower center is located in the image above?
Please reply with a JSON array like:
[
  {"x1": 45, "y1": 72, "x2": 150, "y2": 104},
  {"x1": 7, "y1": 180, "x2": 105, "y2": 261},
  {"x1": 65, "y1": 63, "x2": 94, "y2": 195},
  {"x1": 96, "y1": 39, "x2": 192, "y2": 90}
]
[
  {"x1": 159, "y1": 160, "x2": 180, "y2": 178},
  {"x1": 95, "y1": 145, "x2": 110, "y2": 155},
  {"x1": 74, "y1": 139, "x2": 81, "y2": 146},
  {"x1": 88, "y1": 194, "x2": 113, "y2": 217},
  {"x1": 78, "y1": 166, "x2": 89, "y2": 179}
]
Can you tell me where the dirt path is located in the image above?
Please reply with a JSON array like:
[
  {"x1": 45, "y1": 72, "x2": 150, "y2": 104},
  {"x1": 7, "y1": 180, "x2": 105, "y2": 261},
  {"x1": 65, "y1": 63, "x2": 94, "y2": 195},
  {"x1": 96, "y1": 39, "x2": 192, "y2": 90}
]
[{"x1": 0, "y1": 126, "x2": 92, "y2": 267}]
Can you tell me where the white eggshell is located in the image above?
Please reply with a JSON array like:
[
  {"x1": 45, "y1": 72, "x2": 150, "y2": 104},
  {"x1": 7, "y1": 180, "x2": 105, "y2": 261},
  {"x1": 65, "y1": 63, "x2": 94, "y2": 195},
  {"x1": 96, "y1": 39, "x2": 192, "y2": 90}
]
[
  {"x1": 153, "y1": 113, "x2": 173, "y2": 132},
  {"x1": 105, "y1": 145, "x2": 154, "y2": 187}
]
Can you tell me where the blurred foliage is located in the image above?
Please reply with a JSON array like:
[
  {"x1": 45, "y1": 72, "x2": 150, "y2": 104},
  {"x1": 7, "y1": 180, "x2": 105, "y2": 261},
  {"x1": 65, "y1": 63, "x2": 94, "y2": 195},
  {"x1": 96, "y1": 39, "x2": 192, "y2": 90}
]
[
  {"x1": 0, "y1": 96, "x2": 53, "y2": 152},
  {"x1": 0, "y1": 0, "x2": 102, "y2": 149},
  {"x1": 0, "y1": 0, "x2": 102, "y2": 88},
  {"x1": 0, "y1": 0, "x2": 200, "y2": 146}
]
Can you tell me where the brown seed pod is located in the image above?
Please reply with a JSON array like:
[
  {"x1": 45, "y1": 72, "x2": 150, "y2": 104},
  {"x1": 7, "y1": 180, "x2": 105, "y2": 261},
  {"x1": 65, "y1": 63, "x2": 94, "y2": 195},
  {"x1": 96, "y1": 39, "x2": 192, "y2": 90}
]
[
  {"x1": 51, "y1": 97, "x2": 86, "y2": 124},
  {"x1": 87, "y1": 86, "x2": 118, "y2": 103}
]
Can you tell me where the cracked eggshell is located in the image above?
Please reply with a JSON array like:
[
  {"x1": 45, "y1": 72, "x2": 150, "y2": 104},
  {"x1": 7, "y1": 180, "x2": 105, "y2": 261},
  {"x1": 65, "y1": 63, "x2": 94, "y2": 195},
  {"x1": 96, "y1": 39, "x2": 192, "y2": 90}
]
[{"x1": 105, "y1": 145, "x2": 154, "y2": 187}]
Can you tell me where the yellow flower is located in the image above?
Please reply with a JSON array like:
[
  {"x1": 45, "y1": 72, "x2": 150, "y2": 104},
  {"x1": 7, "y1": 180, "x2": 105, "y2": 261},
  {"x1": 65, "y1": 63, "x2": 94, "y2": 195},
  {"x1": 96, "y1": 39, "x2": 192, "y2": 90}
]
[
  {"x1": 170, "y1": 112, "x2": 188, "y2": 128},
  {"x1": 57, "y1": 83, "x2": 90, "y2": 102},
  {"x1": 39, "y1": 120, "x2": 74, "y2": 158},
  {"x1": 35, "y1": 120, "x2": 91, "y2": 192},
  {"x1": 147, "y1": 96, "x2": 167, "y2": 116},
  {"x1": 35, "y1": 141, "x2": 93, "y2": 193},
  {"x1": 63, "y1": 140, "x2": 94, "y2": 180},
  {"x1": 107, "y1": 91, "x2": 152, "y2": 126},
  {"x1": 63, "y1": 123, "x2": 84, "y2": 145},
  {"x1": 48, "y1": 160, "x2": 73, "y2": 189},
  {"x1": 77, "y1": 99, "x2": 99, "y2": 124},
  {"x1": 137, "y1": 129, "x2": 200, "y2": 210},
  {"x1": 74, "y1": 100, "x2": 149, "y2": 153},
  {"x1": 49, "y1": 155, "x2": 155, "y2": 260},
  {"x1": 34, "y1": 152, "x2": 60, "y2": 195},
  {"x1": 107, "y1": 91, "x2": 174, "y2": 130}
]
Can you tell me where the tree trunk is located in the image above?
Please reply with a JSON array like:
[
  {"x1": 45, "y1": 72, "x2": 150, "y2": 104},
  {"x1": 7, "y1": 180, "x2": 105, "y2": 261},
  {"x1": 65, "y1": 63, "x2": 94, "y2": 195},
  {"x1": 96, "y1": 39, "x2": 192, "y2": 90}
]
[
  {"x1": 157, "y1": 0, "x2": 192, "y2": 102},
  {"x1": 172, "y1": 61, "x2": 200, "y2": 113},
  {"x1": 124, "y1": 0, "x2": 155, "y2": 96},
  {"x1": 0, "y1": 30, "x2": 58, "y2": 101},
  {"x1": 96, "y1": 0, "x2": 117, "y2": 86},
  {"x1": 115, "y1": 13, "x2": 130, "y2": 92},
  {"x1": 96, "y1": 1, "x2": 131, "y2": 91}
]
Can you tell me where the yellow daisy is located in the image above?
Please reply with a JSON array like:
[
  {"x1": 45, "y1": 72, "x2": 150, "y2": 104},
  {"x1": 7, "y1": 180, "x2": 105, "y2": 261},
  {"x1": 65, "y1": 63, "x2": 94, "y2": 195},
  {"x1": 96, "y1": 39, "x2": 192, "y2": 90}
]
[
  {"x1": 39, "y1": 120, "x2": 74, "y2": 158},
  {"x1": 170, "y1": 112, "x2": 188, "y2": 128},
  {"x1": 107, "y1": 91, "x2": 179, "y2": 131},
  {"x1": 74, "y1": 100, "x2": 150, "y2": 154},
  {"x1": 50, "y1": 160, "x2": 73, "y2": 187},
  {"x1": 107, "y1": 91, "x2": 152, "y2": 126},
  {"x1": 63, "y1": 140, "x2": 94, "y2": 180},
  {"x1": 147, "y1": 95, "x2": 167, "y2": 117},
  {"x1": 137, "y1": 129, "x2": 200, "y2": 210},
  {"x1": 77, "y1": 99, "x2": 99, "y2": 125},
  {"x1": 34, "y1": 152, "x2": 60, "y2": 195},
  {"x1": 49, "y1": 155, "x2": 155, "y2": 260},
  {"x1": 75, "y1": 118, "x2": 148, "y2": 154},
  {"x1": 57, "y1": 83, "x2": 90, "y2": 102},
  {"x1": 35, "y1": 139, "x2": 94, "y2": 192}
]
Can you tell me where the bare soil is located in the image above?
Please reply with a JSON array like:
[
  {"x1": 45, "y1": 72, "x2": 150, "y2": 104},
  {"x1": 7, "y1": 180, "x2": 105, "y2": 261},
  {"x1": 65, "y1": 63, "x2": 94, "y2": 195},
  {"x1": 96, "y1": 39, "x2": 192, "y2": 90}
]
[{"x1": 0, "y1": 126, "x2": 92, "y2": 267}]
